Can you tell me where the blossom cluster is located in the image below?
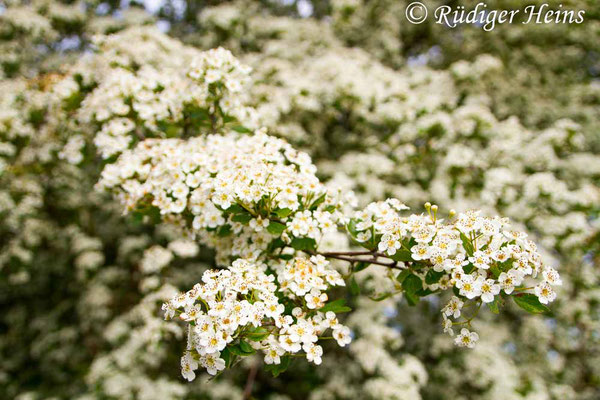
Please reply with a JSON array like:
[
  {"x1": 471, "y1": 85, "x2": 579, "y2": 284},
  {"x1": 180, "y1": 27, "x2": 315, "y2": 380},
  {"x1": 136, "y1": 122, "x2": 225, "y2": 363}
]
[
  {"x1": 97, "y1": 130, "x2": 344, "y2": 264},
  {"x1": 53, "y1": 37, "x2": 258, "y2": 160},
  {"x1": 163, "y1": 257, "x2": 351, "y2": 379},
  {"x1": 348, "y1": 200, "x2": 562, "y2": 346}
]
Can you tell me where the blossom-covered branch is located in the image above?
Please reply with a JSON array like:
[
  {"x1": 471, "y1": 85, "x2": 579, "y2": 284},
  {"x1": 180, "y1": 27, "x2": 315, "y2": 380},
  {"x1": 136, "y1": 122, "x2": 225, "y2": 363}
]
[{"x1": 86, "y1": 46, "x2": 559, "y2": 379}]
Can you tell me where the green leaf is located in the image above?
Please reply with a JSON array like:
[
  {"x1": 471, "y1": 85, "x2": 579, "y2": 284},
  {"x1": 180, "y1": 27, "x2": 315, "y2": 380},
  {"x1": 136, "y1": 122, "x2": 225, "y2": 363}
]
[
  {"x1": 267, "y1": 221, "x2": 287, "y2": 235},
  {"x1": 309, "y1": 193, "x2": 327, "y2": 211},
  {"x1": 346, "y1": 219, "x2": 360, "y2": 237},
  {"x1": 229, "y1": 341, "x2": 256, "y2": 356},
  {"x1": 425, "y1": 270, "x2": 444, "y2": 284},
  {"x1": 217, "y1": 224, "x2": 232, "y2": 237},
  {"x1": 265, "y1": 356, "x2": 291, "y2": 377},
  {"x1": 404, "y1": 292, "x2": 419, "y2": 306},
  {"x1": 402, "y1": 274, "x2": 422, "y2": 294},
  {"x1": 396, "y1": 269, "x2": 411, "y2": 284},
  {"x1": 225, "y1": 204, "x2": 245, "y2": 214},
  {"x1": 349, "y1": 276, "x2": 360, "y2": 296},
  {"x1": 220, "y1": 347, "x2": 233, "y2": 368},
  {"x1": 246, "y1": 327, "x2": 270, "y2": 342},
  {"x1": 319, "y1": 299, "x2": 352, "y2": 313},
  {"x1": 463, "y1": 263, "x2": 475, "y2": 274},
  {"x1": 239, "y1": 340, "x2": 255, "y2": 354},
  {"x1": 490, "y1": 264, "x2": 502, "y2": 280},
  {"x1": 487, "y1": 297, "x2": 500, "y2": 314},
  {"x1": 232, "y1": 213, "x2": 253, "y2": 224},
  {"x1": 353, "y1": 262, "x2": 371, "y2": 273},
  {"x1": 231, "y1": 125, "x2": 252, "y2": 133},
  {"x1": 290, "y1": 237, "x2": 317, "y2": 252},
  {"x1": 274, "y1": 208, "x2": 293, "y2": 218},
  {"x1": 416, "y1": 288, "x2": 434, "y2": 297},
  {"x1": 389, "y1": 250, "x2": 413, "y2": 262},
  {"x1": 459, "y1": 232, "x2": 474, "y2": 257},
  {"x1": 513, "y1": 294, "x2": 550, "y2": 314},
  {"x1": 402, "y1": 274, "x2": 423, "y2": 306}
]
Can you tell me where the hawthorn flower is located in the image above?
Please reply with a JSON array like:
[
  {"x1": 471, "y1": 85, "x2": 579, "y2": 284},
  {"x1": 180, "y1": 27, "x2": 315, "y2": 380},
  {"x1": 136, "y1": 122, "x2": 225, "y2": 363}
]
[
  {"x1": 469, "y1": 250, "x2": 491, "y2": 270},
  {"x1": 498, "y1": 270, "x2": 523, "y2": 294},
  {"x1": 479, "y1": 279, "x2": 501, "y2": 303},
  {"x1": 264, "y1": 347, "x2": 284, "y2": 365},
  {"x1": 202, "y1": 353, "x2": 226, "y2": 375},
  {"x1": 378, "y1": 234, "x2": 401, "y2": 255},
  {"x1": 442, "y1": 317, "x2": 454, "y2": 336},
  {"x1": 442, "y1": 296, "x2": 464, "y2": 319},
  {"x1": 306, "y1": 289, "x2": 328, "y2": 309},
  {"x1": 411, "y1": 243, "x2": 430, "y2": 260},
  {"x1": 455, "y1": 275, "x2": 482, "y2": 299},
  {"x1": 333, "y1": 326, "x2": 352, "y2": 347},
  {"x1": 542, "y1": 267, "x2": 562, "y2": 286},
  {"x1": 323, "y1": 311, "x2": 342, "y2": 330},
  {"x1": 181, "y1": 353, "x2": 198, "y2": 382},
  {"x1": 535, "y1": 282, "x2": 557, "y2": 304},
  {"x1": 303, "y1": 343, "x2": 323, "y2": 365},
  {"x1": 454, "y1": 328, "x2": 479, "y2": 348}
]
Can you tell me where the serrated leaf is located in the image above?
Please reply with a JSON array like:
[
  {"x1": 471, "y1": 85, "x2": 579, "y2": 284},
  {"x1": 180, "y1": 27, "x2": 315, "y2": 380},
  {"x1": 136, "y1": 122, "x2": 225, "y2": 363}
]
[
  {"x1": 453, "y1": 286, "x2": 461, "y2": 297},
  {"x1": 425, "y1": 270, "x2": 444, "y2": 284},
  {"x1": 416, "y1": 288, "x2": 434, "y2": 296},
  {"x1": 239, "y1": 340, "x2": 255, "y2": 354},
  {"x1": 246, "y1": 327, "x2": 270, "y2": 342},
  {"x1": 274, "y1": 208, "x2": 293, "y2": 218},
  {"x1": 229, "y1": 341, "x2": 255, "y2": 356},
  {"x1": 220, "y1": 347, "x2": 233, "y2": 368},
  {"x1": 324, "y1": 205, "x2": 336, "y2": 212},
  {"x1": 402, "y1": 274, "x2": 422, "y2": 306},
  {"x1": 389, "y1": 250, "x2": 413, "y2": 262},
  {"x1": 290, "y1": 237, "x2": 317, "y2": 252},
  {"x1": 353, "y1": 262, "x2": 371, "y2": 273},
  {"x1": 513, "y1": 294, "x2": 550, "y2": 314},
  {"x1": 346, "y1": 219, "x2": 360, "y2": 237},
  {"x1": 490, "y1": 264, "x2": 502, "y2": 280},
  {"x1": 217, "y1": 224, "x2": 232, "y2": 237},
  {"x1": 265, "y1": 356, "x2": 291, "y2": 377},
  {"x1": 487, "y1": 297, "x2": 500, "y2": 314},
  {"x1": 232, "y1": 213, "x2": 253, "y2": 224},
  {"x1": 402, "y1": 274, "x2": 422, "y2": 294},
  {"x1": 225, "y1": 204, "x2": 245, "y2": 214},
  {"x1": 319, "y1": 298, "x2": 352, "y2": 313},
  {"x1": 267, "y1": 221, "x2": 286, "y2": 235},
  {"x1": 396, "y1": 269, "x2": 411, "y2": 283},
  {"x1": 309, "y1": 193, "x2": 327, "y2": 211},
  {"x1": 404, "y1": 292, "x2": 419, "y2": 306}
]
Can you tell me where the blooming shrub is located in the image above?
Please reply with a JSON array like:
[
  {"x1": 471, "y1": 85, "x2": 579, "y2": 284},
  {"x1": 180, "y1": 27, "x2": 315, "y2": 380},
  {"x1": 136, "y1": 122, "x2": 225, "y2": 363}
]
[{"x1": 1, "y1": 2, "x2": 598, "y2": 400}]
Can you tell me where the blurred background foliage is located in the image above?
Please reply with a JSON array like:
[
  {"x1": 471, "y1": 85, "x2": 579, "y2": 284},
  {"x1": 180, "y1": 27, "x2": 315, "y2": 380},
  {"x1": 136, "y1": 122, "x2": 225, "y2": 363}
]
[{"x1": 1, "y1": 0, "x2": 599, "y2": 399}]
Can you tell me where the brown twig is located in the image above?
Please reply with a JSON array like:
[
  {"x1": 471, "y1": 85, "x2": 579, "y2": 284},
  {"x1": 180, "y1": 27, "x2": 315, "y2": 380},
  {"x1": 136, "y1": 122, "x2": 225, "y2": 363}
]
[
  {"x1": 242, "y1": 359, "x2": 260, "y2": 400},
  {"x1": 314, "y1": 250, "x2": 406, "y2": 270}
]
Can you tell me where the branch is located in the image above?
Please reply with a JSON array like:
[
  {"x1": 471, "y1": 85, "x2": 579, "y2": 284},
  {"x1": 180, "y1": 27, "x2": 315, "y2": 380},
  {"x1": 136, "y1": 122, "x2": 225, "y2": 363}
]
[
  {"x1": 242, "y1": 359, "x2": 260, "y2": 400},
  {"x1": 316, "y1": 250, "x2": 406, "y2": 270}
]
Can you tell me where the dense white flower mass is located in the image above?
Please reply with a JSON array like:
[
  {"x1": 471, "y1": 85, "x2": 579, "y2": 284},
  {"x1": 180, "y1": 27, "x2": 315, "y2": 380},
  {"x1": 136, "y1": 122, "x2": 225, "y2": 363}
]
[
  {"x1": 97, "y1": 130, "x2": 343, "y2": 264},
  {"x1": 4, "y1": 8, "x2": 593, "y2": 398},
  {"x1": 347, "y1": 201, "x2": 561, "y2": 340},
  {"x1": 163, "y1": 257, "x2": 350, "y2": 378},
  {"x1": 88, "y1": 39, "x2": 565, "y2": 381}
]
